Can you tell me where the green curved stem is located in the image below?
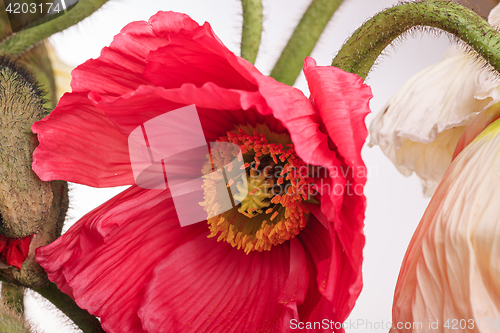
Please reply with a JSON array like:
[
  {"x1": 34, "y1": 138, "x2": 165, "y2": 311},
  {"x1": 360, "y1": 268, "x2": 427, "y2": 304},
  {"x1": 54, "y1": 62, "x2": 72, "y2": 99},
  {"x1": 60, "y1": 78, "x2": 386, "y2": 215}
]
[
  {"x1": 0, "y1": 0, "x2": 109, "y2": 56},
  {"x1": 240, "y1": 0, "x2": 262, "y2": 64},
  {"x1": 0, "y1": 317, "x2": 31, "y2": 333},
  {"x1": 270, "y1": 0, "x2": 343, "y2": 85},
  {"x1": 1, "y1": 283, "x2": 24, "y2": 315},
  {"x1": 0, "y1": 294, "x2": 31, "y2": 333},
  {"x1": 34, "y1": 283, "x2": 105, "y2": 333},
  {"x1": 332, "y1": 0, "x2": 500, "y2": 80}
]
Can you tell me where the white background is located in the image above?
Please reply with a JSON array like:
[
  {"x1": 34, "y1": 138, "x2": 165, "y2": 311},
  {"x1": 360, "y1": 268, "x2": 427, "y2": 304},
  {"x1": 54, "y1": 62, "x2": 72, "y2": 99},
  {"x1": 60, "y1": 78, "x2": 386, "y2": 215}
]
[{"x1": 22, "y1": 0, "x2": 454, "y2": 331}]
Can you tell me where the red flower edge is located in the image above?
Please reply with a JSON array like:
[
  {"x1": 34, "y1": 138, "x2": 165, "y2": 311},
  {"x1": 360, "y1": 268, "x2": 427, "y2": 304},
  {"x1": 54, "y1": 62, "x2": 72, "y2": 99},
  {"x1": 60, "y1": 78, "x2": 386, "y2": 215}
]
[{"x1": 0, "y1": 234, "x2": 32, "y2": 270}]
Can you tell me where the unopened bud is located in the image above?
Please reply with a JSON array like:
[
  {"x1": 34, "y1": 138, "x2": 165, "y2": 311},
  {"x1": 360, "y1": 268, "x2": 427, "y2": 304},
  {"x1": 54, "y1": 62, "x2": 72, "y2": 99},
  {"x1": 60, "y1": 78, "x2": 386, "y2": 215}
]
[
  {"x1": 0, "y1": 59, "x2": 68, "y2": 288},
  {"x1": 0, "y1": 57, "x2": 53, "y2": 238}
]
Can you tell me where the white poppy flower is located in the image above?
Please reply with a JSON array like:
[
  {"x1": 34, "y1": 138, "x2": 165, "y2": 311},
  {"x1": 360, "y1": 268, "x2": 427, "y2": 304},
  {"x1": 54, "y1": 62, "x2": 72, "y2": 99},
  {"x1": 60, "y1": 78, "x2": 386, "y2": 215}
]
[
  {"x1": 46, "y1": 42, "x2": 73, "y2": 101},
  {"x1": 391, "y1": 116, "x2": 500, "y2": 332},
  {"x1": 369, "y1": 4, "x2": 500, "y2": 196}
]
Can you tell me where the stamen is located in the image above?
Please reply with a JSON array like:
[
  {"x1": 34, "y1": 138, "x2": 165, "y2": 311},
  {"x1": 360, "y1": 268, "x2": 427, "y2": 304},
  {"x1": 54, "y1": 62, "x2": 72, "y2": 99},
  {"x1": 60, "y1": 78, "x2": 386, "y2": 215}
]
[{"x1": 201, "y1": 126, "x2": 315, "y2": 253}]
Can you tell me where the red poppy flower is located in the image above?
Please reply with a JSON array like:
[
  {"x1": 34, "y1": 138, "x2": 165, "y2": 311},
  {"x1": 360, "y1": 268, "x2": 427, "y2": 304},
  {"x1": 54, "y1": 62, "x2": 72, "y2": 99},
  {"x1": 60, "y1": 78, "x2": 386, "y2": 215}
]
[
  {"x1": 0, "y1": 234, "x2": 32, "y2": 270},
  {"x1": 33, "y1": 11, "x2": 372, "y2": 333}
]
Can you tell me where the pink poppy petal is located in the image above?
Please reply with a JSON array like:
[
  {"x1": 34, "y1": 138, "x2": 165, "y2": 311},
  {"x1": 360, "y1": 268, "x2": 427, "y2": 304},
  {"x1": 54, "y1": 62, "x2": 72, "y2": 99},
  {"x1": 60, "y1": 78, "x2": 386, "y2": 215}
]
[
  {"x1": 313, "y1": 182, "x2": 365, "y2": 325},
  {"x1": 250, "y1": 69, "x2": 367, "y2": 328},
  {"x1": 278, "y1": 237, "x2": 310, "y2": 328},
  {"x1": 248, "y1": 72, "x2": 347, "y2": 227},
  {"x1": 144, "y1": 23, "x2": 258, "y2": 91},
  {"x1": 293, "y1": 216, "x2": 361, "y2": 333},
  {"x1": 36, "y1": 186, "x2": 207, "y2": 333},
  {"x1": 32, "y1": 93, "x2": 133, "y2": 187},
  {"x1": 303, "y1": 57, "x2": 372, "y2": 183},
  {"x1": 71, "y1": 12, "x2": 199, "y2": 96},
  {"x1": 328, "y1": 221, "x2": 363, "y2": 320},
  {"x1": 250, "y1": 73, "x2": 344, "y2": 176},
  {"x1": 0, "y1": 235, "x2": 32, "y2": 269},
  {"x1": 0, "y1": 235, "x2": 7, "y2": 252},
  {"x1": 296, "y1": 219, "x2": 335, "y2": 325},
  {"x1": 452, "y1": 102, "x2": 500, "y2": 160},
  {"x1": 138, "y1": 233, "x2": 295, "y2": 333},
  {"x1": 16, "y1": 235, "x2": 32, "y2": 258},
  {"x1": 91, "y1": 84, "x2": 282, "y2": 141},
  {"x1": 3, "y1": 246, "x2": 25, "y2": 270},
  {"x1": 148, "y1": 11, "x2": 199, "y2": 36},
  {"x1": 302, "y1": 56, "x2": 370, "y2": 230},
  {"x1": 305, "y1": 203, "x2": 329, "y2": 230},
  {"x1": 303, "y1": 58, "x2": 369, "y2": 323}
]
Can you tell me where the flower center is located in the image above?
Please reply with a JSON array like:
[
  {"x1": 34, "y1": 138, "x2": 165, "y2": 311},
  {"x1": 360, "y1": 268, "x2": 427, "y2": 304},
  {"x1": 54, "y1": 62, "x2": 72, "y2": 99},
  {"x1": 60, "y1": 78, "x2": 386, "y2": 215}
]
[{"x1": 200, "y1": 127, "x2": 315, "y2": 254}]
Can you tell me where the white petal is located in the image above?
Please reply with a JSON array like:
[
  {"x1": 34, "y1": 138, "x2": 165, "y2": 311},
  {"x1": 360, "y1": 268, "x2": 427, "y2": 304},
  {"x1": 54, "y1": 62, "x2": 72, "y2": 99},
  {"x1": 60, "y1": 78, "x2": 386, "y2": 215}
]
[
  {"x1": 370, "y1": 51, "x2": 500, "y2": 196},
  {"x1": 488, "y1": 2, "x2": 500, "y2": 29},
  {"x1": 453, "y1": 102, "x2": 500, "y2": 160},
  {"x1": 391, "y1": 118, "x2": 500, "y2": 332},
  {"x1": 46, "y1": 42, "x2": 73, "y2": 100},
  {"x1": 392, "y1": 127, "x2": 465, "y2": 196}
]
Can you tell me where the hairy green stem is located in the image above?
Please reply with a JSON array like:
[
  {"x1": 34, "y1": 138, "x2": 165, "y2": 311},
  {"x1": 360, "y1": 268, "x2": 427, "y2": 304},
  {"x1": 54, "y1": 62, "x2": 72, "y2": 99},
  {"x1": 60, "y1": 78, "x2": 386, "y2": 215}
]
[
  {"x1": 1, "y1": 283, "x2": 24, "y2": 315},
  {"x1": 0, "y1": 294, "x2": 31, "y2": 333},
  {"x1": 270, "y1": 0, "x2": 343, "y2": 85},
  {"x1": 34, "y1": 283, "x2": 105, "y2": 333},
  {"x1": 241, "y1": 0, "x2": 262, "y2": 64},
  {"x1": 0, "y1": 0, "x2": 109, "y2": 56},
  {"x1": 332, "y1": 0, "x2": 500, "y2": 80}
]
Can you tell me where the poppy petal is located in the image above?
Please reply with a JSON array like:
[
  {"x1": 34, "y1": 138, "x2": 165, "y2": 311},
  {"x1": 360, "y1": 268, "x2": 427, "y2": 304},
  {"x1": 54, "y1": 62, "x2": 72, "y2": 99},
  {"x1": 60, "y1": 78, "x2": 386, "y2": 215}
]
[
  {"x1": 71, "y1": 11, "x2": 199, "y2": 96},
  {"x1": 32, "y1": 93, "x2": 133, "y2": 187},
  {"x1": 36, "y1": 186, "x2": 207, "y2": 333},
  {"x1": 303, "y1": 57, "x2": 372, "y2": 184},
  {"x1": 90, "y1": 84, "x2": 266, "y2": 140},
  {"x1": 392, "y1": 118, "x2": 500, "y2": 332},
  {"x1": 144, "y1": 23, "x2": 258, "y2": 91},
  {"x1": 138, "y1": 232, "x2": 293, "y2": 333}
]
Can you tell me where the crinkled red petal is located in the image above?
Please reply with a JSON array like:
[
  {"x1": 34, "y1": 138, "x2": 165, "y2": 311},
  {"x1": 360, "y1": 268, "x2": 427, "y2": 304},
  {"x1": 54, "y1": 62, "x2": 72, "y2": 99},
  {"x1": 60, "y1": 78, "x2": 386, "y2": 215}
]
[
  {"x1": 37, "y1": 186, "x2": 208, "y2": 333},
  {"x1": 32, "y1": 93, "x2": 134, "y2": 187},
  {"x1": 303, "y1": 58, "x2": 372, "y2": 323},
  {"x1": 0, "y1": 234, "x2": 33, "y2": 270},
  {"x1": 32, "y1": 11, "x2": 372, "y2": 333}
]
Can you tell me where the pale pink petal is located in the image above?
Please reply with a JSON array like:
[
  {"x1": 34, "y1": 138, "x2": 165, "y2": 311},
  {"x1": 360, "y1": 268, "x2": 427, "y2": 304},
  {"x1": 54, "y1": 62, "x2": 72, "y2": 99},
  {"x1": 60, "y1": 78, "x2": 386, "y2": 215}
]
[{"x1": 391, "y1": 119, "x2": 500, "y2": 333}]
